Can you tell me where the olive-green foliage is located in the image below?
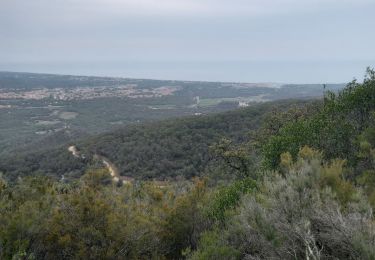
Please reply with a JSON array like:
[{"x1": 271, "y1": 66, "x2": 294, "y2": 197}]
[
  {"x1": 206, "y1": 178, "x2": 256, "y2": 224},
  {"x1": 357, "y1": 170, "x2": 375, "y2": 208},
  {"x1": 80, "y1": 101, "x2": 299, "y2": 180},
  {"x1": 356, "y1": 124, "x2": 375, "y2": 208},
  {"x1": 263, "y1": 68, "x2": 375, "y2": 170},
  {"x1": 193, "y1": 148, "x2": 375, "y2": 260},
  {"x1": 255, "y1": 102, "x2": 321, "y2": 148},
  {"x1": 209, "y1": 138, "x2": 256, "y2": 179},
  {"x1": 1, "y1": 71, "x2": 375, "y2": 259},
  {"x1": 161, "y1": 178, "x2": 210, "y2": 259},
  {"x1": 0, "y1": 170, "x2": 211, "y2": 259},
  {"x1": 0, "y1": 99, "x2": 309, "y2": 181},
  {"x1": 0, "y1": 71, "x2": 343, "y2": 160},
  {"x1": 189, "y1": 230, "x2": 239, "y2": 260},
  {"x1": 0, "y1": 176, "x2": 55, "y2": 259}
]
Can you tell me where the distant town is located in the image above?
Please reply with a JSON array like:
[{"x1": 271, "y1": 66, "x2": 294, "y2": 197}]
[{"x1": 0, "y1": 85, "x2": 180, "y2": 100}]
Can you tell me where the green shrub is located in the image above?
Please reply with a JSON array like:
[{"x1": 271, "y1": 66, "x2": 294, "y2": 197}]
[{"x1": 206, "y1": 178, "x2": 256, "y2": 224}]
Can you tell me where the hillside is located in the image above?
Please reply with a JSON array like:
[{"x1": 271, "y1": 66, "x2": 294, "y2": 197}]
[
  {"x1": 0, "y1": 99, "x2": 312, "y2": 181},
  {"x1": 0, "y1": 71, "x2": 344, "y2": 157},
  {"x1": 1, "y1": 69, "x2": 375, "y2": 259}
]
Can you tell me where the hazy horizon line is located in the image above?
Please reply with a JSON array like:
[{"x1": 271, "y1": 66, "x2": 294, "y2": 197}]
[{"x1": 0, "y1": 69, "x2": 353, "y2": 86}]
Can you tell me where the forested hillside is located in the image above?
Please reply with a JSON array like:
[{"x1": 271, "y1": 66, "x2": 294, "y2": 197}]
[
  {"x1": 1, "y1": 69, "x2": 375, "y2": 259},
  {"x1": 78, "y1": 99, "x2": 314, "y2": 179},
  {"x1": 0, "y1": 99, "x2": 311, "y2": 181},
  {"x1": 0, "y1": 71, "x2": 343, "y2": 158}
]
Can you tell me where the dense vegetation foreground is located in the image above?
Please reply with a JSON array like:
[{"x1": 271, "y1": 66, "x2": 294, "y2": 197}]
[{"x1": 1, "y1": 69, "x2": 375, "y2": 259}]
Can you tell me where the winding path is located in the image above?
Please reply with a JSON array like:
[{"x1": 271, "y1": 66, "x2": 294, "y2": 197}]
[{"x1": 68, "y1": 145, "x2": 133, "y2": 184}]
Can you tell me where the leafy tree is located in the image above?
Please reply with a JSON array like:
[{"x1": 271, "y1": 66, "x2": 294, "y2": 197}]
[{"x1": 262, "y1": 68, "x2": 375, "y2": 170}]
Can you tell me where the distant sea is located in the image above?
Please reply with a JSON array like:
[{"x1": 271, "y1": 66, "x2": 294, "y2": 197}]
[{"x1": 1, "y1": 60, "x2": 374, "y2": 84}]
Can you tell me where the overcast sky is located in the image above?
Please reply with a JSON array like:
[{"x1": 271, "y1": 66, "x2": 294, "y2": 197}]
[{"x1": 1, "y1": 0, "x2": 374, "y2": 83}]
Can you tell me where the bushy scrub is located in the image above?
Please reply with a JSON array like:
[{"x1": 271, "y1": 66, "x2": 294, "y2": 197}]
[
  {"x1": 192, "y1": 148, "x2": 375, "y2": 260},
  {"x1": 0, "y1": 171, "x2": 211, "y2": 259},
  {"x1": 205, "y1": 178, "x2": 256, "y2": 224},
  {"x1": 263, "y1": 68, "x2": 375, "y2": 170}
]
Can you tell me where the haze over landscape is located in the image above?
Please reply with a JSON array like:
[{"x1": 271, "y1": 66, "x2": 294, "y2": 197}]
[
  {"x1": 1, "y1": 1, "x2": 375, "y2": 259},
  {"x1": 1, "y1": 0, "x2": 374, "y2": 82}
]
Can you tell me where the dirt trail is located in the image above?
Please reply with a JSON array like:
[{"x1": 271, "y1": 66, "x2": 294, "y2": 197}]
[
  {"x1": 97, "y1": 155, "x2": 134, "y2": 184},
  {"x1": 68, "y1": 146, "x2": 80, "y2": 158},
  {"x1": 68, "y1": 145, "x2": 132, "y2": 184},
  {"x1": 95, "y1": 154, "x2": 121, "y2": 183}
]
